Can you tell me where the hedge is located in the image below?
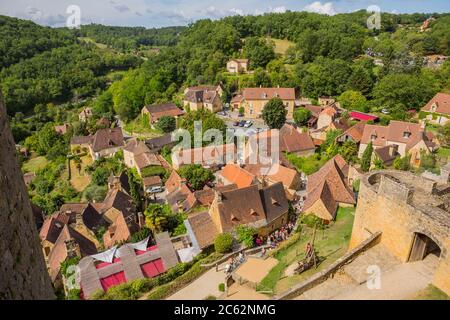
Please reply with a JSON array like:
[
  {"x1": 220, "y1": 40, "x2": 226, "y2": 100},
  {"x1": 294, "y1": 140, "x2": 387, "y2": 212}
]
[{"x1": 214, "y1": 233, "x2": 233, "y2": 253}]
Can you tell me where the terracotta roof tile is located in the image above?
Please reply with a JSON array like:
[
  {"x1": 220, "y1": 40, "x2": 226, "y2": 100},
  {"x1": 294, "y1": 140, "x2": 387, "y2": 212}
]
[
  {"x1": 186, "y1": 211, "x2": 219, "y2": 249},
  {"x1": 243, "y1": 88, "x2": 295, "y2": 101},
  {"x1": 219, "y1": 164, "x2": 256, "y2": 189},
  {"x1": 421, "y1": 93, "x2": 450, "y2": 115}
]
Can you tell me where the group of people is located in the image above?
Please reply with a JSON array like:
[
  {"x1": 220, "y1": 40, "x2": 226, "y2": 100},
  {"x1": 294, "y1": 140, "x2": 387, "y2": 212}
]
[
  {"x1": 224, "y1": 251, "x2": 246, "y2": 274},
  {"x1": 266, "y1": 222, "x2": 296, "y2": 248}
]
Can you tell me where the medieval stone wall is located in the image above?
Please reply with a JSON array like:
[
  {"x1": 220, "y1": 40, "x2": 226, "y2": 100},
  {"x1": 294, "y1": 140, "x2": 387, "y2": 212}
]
[
  {"x1": 349, "y1": 170, "x2": 450, "y2": 295},
  {"x1": 0, "y1": 93, "x2": 55, "y2": 299}
]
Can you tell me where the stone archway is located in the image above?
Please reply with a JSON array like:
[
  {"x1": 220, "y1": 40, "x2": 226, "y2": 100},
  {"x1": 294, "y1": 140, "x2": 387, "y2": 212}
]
[{"x1": 408, "y1": 232, "x2": 442, "y2": 262}]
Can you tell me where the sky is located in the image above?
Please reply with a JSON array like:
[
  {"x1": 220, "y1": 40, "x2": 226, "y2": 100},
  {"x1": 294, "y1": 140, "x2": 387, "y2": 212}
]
[{"x1": 0, "y1": 0, "x2": 449, "y2": 28}]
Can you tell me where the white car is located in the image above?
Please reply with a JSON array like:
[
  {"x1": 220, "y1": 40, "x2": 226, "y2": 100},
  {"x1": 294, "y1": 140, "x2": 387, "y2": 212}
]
[
  {"x1": 381, "y1": 109, "x2": 390, "y2": 115},
  {"x1": 148, "y1": 186, "x2": 164, "y2": 194},
  {"x1": 244, "y1": 121, "x2": 253, "y2": 128}
]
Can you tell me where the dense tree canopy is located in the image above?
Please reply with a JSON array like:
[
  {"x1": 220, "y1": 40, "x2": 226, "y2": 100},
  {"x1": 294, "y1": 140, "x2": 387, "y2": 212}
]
[{"x1": 262, "y1": 97, "x2": 287, "y2": 129}]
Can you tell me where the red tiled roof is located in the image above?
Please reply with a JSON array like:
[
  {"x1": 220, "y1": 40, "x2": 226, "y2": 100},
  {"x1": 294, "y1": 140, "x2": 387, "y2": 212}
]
[
  {"x1": 421, "y1": 93, "x2": 450, "y2": 115},
  {"x1": 143, "y1": 103, "x2": 184, "y2": 121},
  {"x1": 243, "y1": 88, "x2": 295, "y2": 101},
  {"x1": 219, "y1": 164, "x2": 256, "y2": 189},
  {"x1": 279, "y1": 124, "x2": 315, "y2": 153}
]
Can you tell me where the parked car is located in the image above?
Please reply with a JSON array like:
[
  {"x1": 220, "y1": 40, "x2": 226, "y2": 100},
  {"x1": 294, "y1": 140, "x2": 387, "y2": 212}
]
[
  {"x1": 244, "y1": 121, "x2": 253, "y2": 128},
  {"x1": 148, "y1": 186, "x2": 164, "y2": 193},
  {"x1": 239, "y1": 120, "x2": 246, "y2": 127},
  {"x1": 217, "y1": 111, "x2": 227, "y2": 116},
  {"x1": 381, "y1": 108, "x2": 390, "y2": 115},
  {"x1": 233, "y1": 121, "x2": 240, "y2": 126}
]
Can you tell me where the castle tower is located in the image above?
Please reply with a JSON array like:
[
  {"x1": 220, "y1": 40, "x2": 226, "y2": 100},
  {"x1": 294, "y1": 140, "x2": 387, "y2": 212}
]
[{"x1": 0, "y1": 93, "x2": 55, "y2": 299}]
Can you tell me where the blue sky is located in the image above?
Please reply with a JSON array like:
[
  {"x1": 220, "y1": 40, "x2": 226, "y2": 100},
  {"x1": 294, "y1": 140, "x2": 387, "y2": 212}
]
[{"x1": 0, "y1": 0, "x2": 449, "y2": 27}]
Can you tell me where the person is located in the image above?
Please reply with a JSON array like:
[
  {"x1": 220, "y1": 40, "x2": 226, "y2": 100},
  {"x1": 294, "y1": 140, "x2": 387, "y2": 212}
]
[{"x1": 305, "y1": 242, "x2": 312, "y2": 257}]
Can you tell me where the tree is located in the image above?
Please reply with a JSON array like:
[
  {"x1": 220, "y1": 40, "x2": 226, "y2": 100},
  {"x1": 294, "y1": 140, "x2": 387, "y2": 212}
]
[
  {"x1": 214, "y1": 233, "x2": 233, "y2": 253},
  {"x1": 178, "y1": 164, "x2": 214, "y2": 191},
  {"x1": 179, "y1": 109, "x2": 227, "y2": 147},
  {"x1": 145, "y1": 204, "x2": 171, "y2": 233},
  {"x1": 437, "y1": 122, "x2": 450, "y2": 147},
  {"x1": 91, "y1": 167, "x2": 110, "y2": 185},
  {"x1": 243, "y1": 37, "x2": 275, "y2": 69},
  {"x1": 73, "y1": 156, "x2": 82, "y2": 174},
  {"x1": 262, "y1": 97, "x2": 287, "y2": 129},
  {"x1": 293, "y1": 108, "x2": 312, "y2": 127},
  {"x1": 394, "y1": 154, "x2": 411, "y2": 171},
  {"x1": 156, "y1": 116, "x2": 176, "y2": 133},
  {"x1": 361, "y1": 142, "x2": 373, "y2": 172},
  {"x1": 339, "y1": 140, "x2": 358, "y2": 164},
  {"x1": 235, "y1": 225, "x2": 257, "y2": 248},
  {"x1": 338, "y1": 90, "x2": 368, "y2": 112}
]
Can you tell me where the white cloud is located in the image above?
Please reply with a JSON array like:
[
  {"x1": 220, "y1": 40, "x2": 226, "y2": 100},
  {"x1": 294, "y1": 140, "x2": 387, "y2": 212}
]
[
  {"x1": 229, "y1": 8, "x2": 244, "y2": 16},
  {"x1": 303, "y1": 1, "x2": 336, "y2": 15},
  {"x1": 271, "y1": 6, "x2": 286, "y2": 14}
]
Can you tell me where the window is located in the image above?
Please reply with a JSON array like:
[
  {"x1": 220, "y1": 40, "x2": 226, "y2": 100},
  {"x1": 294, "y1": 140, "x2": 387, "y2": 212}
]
[{"x1": 403, "y1": 131, "x2": 411, "y2": 138}]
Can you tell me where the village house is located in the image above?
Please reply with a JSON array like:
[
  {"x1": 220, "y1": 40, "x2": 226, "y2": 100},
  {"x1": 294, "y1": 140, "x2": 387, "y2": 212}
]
[
  {"x1": 141, "y1": 102, "x2": 184, "y2": 125},
  {"x1": 79, "y1": 107, "x2": 93, "y2": 122},
  {"x1": 358, "y1": 121, "x2": 436, "y2": 167},
  {"x1": 171, "y1": 143, "x2": 236, "y2": 170},
  {"x1": 123, "y1": 138, "x2": 163, "y2": 176},
  {"x1": 77, "y1": 233, "x2": 180, "y2": 299},
  {"x1": 165, "y1": 170, "x2": 197, "y2": 212},
  {"x1": 54, "y1": 123, "x2": 70, "y2": 135},
  {"x1": 420, "y1": 92, "x2": 450, "y2": 125},
  {"x1": 226, "y1": 59, "x2": 249, "y2": 73},
  {"x1": 316, "y1": 105, "x2": 338, "y2": 130},
  {"x1": 185, "y1": 182, "x2": 289, "y2": 250},
  {"x1": 71, "y1": 127, "x2": 125, "y2": 160},
  {"x1": 318, "y1": 96, "x2": 335, "y2": 107},
  {"x1": 303, "y1": 155, "x2": 356, "y2": 222},
  {"x1": 234, "y1": 87, "x2": 296, "y2": 119},
  {"x1": 336, "y1": 122, "x2": 367, "y2": 144},
  {"x1": 183, "y1": 85, "x2": 223, "y2": 113},
  {"x1": 216, "y1": 163, "x2": 259, "y2": 189},
  {"x1": 145, "y1": 134, "x2": 176, "y2": 153}
]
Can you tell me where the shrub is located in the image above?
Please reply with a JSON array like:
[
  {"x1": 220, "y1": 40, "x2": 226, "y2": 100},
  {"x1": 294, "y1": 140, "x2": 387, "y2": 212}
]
[
  {"x1": 361, "y1": 142, "x2": 373, "y2": 172},
  {"x1": 140, "y1": 166, "x2": 166, "y2": 178},
  {"x1": 394, "y1": 154, "x2": 411, "y2": 171},
  {"x1": 218, "y1": 283, "x2": 225, "y2": 292},
  {"x1": 299, "y1": 214, "x2": 327, "y2": 229},
  {"x1": 214, "y1": 233, "x2": 233, "y2": 253},
  {"x1": 235, "y1": 225, "x2": 257, "y2": 248}
]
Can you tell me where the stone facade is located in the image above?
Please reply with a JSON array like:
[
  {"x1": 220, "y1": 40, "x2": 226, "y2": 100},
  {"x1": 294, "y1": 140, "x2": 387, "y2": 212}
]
[
  {"x1": 349, "y1": 170, "x2": 450, "y2": 295},
  {"x1": 0, "y1": 93, "x2": 55, "y2": 299}
]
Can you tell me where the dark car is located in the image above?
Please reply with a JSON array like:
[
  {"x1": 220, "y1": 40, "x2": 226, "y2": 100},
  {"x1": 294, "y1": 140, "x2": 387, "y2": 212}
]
[
  {"x1": 233, "y1": 121, "x2": 240, "y2": 126},
  {"x1": 239, "y1": 120, "x2": 246, "y2": 127}
]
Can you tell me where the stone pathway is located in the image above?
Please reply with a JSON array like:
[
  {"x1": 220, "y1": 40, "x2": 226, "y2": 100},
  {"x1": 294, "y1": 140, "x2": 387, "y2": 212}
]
[{"x1": 294, "y1": 245, "x2": 439, "y2": 300}]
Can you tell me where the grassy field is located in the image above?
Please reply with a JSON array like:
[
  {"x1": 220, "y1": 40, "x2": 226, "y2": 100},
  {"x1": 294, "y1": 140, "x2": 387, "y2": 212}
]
[
  {"x1": 78, "y1": 37, "x2": 108, "y2": 49},
  {"x1": 70, "y1": 155, "x2": 93, "y2": 192},
  {"x1": 412, "y1": 284, "x2": 449, "y2": 300},
  {"x1": 123, "y1": 115, "x2": 163, "y2": 138},
  {"x1": 266, "y1": 37, "x2": 295, "y2": 56},
  {"x1": 286, "y1": 152, "x2": 329, "y2": 175},
  {"x1": 22, "y1": 156, "x2": 49, "y2": 173},
  {"x1": 258, "y1": 207, "x2": 355, "y2": 295},
  {"x1": 437, "y1": 147, "x2": 450, "y2": 162}
]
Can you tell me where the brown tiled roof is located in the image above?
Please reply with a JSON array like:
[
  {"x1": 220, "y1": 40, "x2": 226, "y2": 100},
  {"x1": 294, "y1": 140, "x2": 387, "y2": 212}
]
[
  {"x1": 184, "y1": 88, "x2": 219, "y2": 104},
  {"x1": 165, "y1": 170, "x2": 185, "y2": 194},
  {"x1": 146, "y1": 134, "x2": 173, "y2": 150},
  {"x1": 304, "y1": 105, "x2": 323, "y2": 117},
  {"x1": 193, "y1": 184, "x2": 237, "y2": 206},
  {"x1": 279, "y1": 124, "x2": 315, "y2": 153},
  {"x1": 330, "y1": 119, "x2": 350, "y2": 131},
  {"x1": 172, "y1": 144, "x2": 236, "y2": 168},
  {"x1": 124, "y1": 138, "x2": 150, "y2": 154},
  {"x1": 219, "y1": 164, "x2": 256, "y2": 189},
  {"x1": 360, "y1": 124, "x2": 389, "y2": 147},
  {"x1": 231, "y1": 94, "x2": 244, "y2": 104},
  {"x1": 91, "y1": 128, "x2": 124, "y2": 152},
  {"x1": 102, "y1": 188, "x2": 136, "y2": 221},
  {"x1": 259, "y1": 182, "x2": 289, "y2": 223},
  {"x1": 306, "y1": 155, "x2": 355, "y2": 206},
  {"x1": 186, "y1": 211, "x2": 219, "y2": 249},
  {"x1": 143, "y1": 103, "x2": 184, "y2": 121},
  {"x1": 319, "y1": 106, "x2": 337, "y2": 117},
  {"x1": 55, "y1": 124, "x2": 70, "y2": 135},
  {"x1": 96, "y1": 117, "x2": 110, "y2": 127},
  {"x1": 374, "y1": 145, "x2": 399, "y2": 163},
  {"x1": 39, "y1": 217, "x2": 67, "y2": 244},
  {"x1": 243, "y1": 87, "x2": 295, "y2": 101},
  {"x1": 134, "y1": 152, "x2": 162, "y2": 170},
  {"x1": 103, "y1": 212, "x2": 137, "y2": 248},
  {"x1": 338, "y1": 122, "x2": 366, "y2": 143},
  {"x1": 244, "y1": 163, "x2": 299, "y2": 190},
  {"x1": 303, "y1": 180, "x2": 338, "y2": 220},
  {"x1": 421, "y1": 92, "x2": 450, "y2": 115},
  {"x1": 213, "y1": 185, "x2": 266, "y2": 233},
  {"x1": 47, "y1": 225, "x2": 97, "y2": 280},
  {"x1": 70, "y1": 135, "x2": 93, "y2": 145},
  {"x1": 143, "y1": 175, "x2": 162, "y2": 187}
]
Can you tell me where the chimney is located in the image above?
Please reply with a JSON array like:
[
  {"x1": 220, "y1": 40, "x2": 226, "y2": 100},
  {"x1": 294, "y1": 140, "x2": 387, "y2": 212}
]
[
  {"x1": 64, "y1": 239, "x2": 81, "y2": 259},
  {"x1": 75, "y1": 212, "x2": 83, "y2": 228}
]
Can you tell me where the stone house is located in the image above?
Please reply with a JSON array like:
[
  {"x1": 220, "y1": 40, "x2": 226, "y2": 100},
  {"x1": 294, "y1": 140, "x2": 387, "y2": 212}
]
[
  {"x1": 318, "y1": 96, "x2": 335, "y2": 107},
  {"x1": 184, "y1": 183, "x2": 289, "y2": 250},
  {"x1": 183, "y1": 85, "x2": 223, "y2": 113},
  {"x1": 420, "y1": 92, "x2": 450, "y2": 125},
  {"x1": 141, "y1": 102, "x2": 184, "y2": 125},
  {"x1": 88, "y1": 127, "x2": 125, "y2": 160},
  {"x1": 226, "y1": 59, "x2": 249, "y2": 73},
  {"x1": 79, "y1": 107, "x2": 93, "y2": 122},
  {"x1": 123, "y1": 138, "x2": 162, "y2": 176},
  {"x1": 303, "y1": 155, "x2": 356, "y2": 222},
  {"x1": 358, "y1": 121, "x2": 436, "y2": 167},
  {"x1": 171, "y1": 143, "x2": 236, "y2": 170},
  {"x1": 235, "y1": 87, "x2": 296, "y2": 119}
]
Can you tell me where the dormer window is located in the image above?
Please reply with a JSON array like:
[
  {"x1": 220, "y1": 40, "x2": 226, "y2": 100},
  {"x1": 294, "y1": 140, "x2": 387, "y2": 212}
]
[
  {"x1": 403, "y1": 131, "x2": 411, "y2": 138},
  {"x1": 271, "y1": 197, "x2": 279, "y2": 205},
  {"x1": 250, "y1": 209, "x2": 258, "y2": 216},
  {"x1": 371, "y1": 134, "x2": 377, "y2": 141},
  {"x1": 231, "y1": 215, "x2": 239, "y2": 222},
  {"x1": 431, "y1": 103, "x2": 438, "y2": 112}
]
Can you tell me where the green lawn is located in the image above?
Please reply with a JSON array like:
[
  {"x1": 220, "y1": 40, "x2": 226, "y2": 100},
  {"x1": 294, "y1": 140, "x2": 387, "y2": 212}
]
[
  {"x1": 22, "y1": 156, "x2": 49, "y2": 173},
  {"x1": 437, "y1": 147, "x2": 450, "y2": 162},
  {"x1": 413, "y1": 285, "x2": 449, "y2": 300},
  {"x1": 123, "y1": 115, "x2": 163, "y2": 138},
  {"x1": 258, "y1": 206, "x2": 355, "y2": 295},
  {"x1": 266, "y1": 37, "x2": 295, "y2": 56},
  {"x1": 286, "y1": 152, "x2": 329, "y2": 175}
]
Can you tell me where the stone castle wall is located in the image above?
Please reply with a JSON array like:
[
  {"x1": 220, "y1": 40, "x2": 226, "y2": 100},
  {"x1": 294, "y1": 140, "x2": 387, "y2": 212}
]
[
  {"x1": 349, "y1": 170, "x2": 450, "y2": 295},
  {"x1": 0, "y1": 93, "x2": 55, "y2": 299}
]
